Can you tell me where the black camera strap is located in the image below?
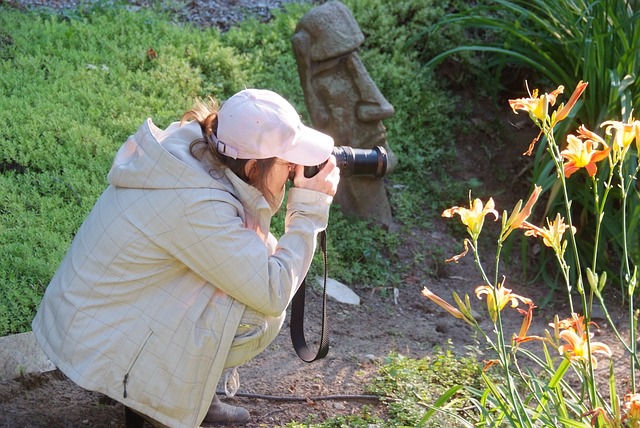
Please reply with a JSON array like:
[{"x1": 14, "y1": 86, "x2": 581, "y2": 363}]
[{"x1": 290, "y1": 230, "x2": 329, "y2": 362}]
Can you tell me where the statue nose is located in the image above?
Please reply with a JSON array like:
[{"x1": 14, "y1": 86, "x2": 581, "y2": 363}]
[
  {"x1": 348, "y1": 55, "x2": 395, "y2": 122},
  {"x1": 357, "y1": 101, "x2": 395, "y2": 122}
]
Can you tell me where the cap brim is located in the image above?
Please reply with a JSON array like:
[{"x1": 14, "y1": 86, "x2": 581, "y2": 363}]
[{"x1": 279, "y1": 125, "x2": 334, "y2": 166}]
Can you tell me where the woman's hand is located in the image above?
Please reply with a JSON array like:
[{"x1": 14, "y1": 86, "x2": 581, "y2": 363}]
[{"x1": 292, "y1": 156, "x2": 340, "y2": 197}]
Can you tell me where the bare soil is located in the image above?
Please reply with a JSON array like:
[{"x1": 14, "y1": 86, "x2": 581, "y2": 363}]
[{"x1": 0, "y1": 1, "x2": 633, "y2": 427}]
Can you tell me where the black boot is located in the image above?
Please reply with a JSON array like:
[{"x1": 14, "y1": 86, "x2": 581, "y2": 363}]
[
  {"x1": 202, "y1": 394, "x2": 251, "y2": 426},
  {"x1": 124, "y1": 407, "x2": 146, "y2": 428}
]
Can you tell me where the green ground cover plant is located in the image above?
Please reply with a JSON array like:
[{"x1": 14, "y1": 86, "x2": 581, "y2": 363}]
[
  {"x1": 285, "y1": 350, "x2": 483, "y2": 427},
  {"x1": 0, "y1": 4, "x2": 242, "y2": 335}
]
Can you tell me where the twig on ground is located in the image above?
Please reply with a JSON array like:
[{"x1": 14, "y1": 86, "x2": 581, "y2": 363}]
[
  {"x1": 217, "y1": 390, "x2": 382, "y2": 403},
  {"x1": 255, "y1": 408, "x2": 286, "y2": 422}
]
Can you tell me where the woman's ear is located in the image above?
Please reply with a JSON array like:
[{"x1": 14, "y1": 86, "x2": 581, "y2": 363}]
[{"x1": 244, "y1": 159, "x2": 258, "y2": 183}]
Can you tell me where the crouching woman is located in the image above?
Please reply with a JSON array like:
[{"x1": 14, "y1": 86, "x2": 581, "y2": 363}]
[{"x1": 32, "y1": 89, "x2": 340, "y2": 428}]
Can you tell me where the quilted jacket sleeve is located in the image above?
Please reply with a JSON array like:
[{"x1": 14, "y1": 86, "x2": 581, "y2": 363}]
[{"x1": 170, "y1": 187, "x2": 331, "y2": 317}]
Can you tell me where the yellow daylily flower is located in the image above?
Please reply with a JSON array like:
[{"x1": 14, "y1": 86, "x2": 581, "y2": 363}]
[
  {"x1": 521, "y1": 213, "x2": 576, "y2": 256},
  {"x1": 551, "y1": 313, "x2": 612, "y2": 369},
  {"x1": 442, "y1": 195, "x2": 499, "y2": 240},
  {"x1": 575, "y1": 124, "x2": 607, "y2": 146},
  {"x1": 560, "y1": 131, "x2": 610, "y2": 178},
  {"x1": 475, "y1": 279, "x2": 532, "y2": 323},
  {"x1": 558, "y1": 329, "x2": 612, "y2": 369},
  {"x1": 509, "y1": 85, "x2": 562, "y2": 155},
  {"x1": 509, "y1": 84, "x2": 564, "y2": 122},
  {"x1": 601, "y1": 116, "x2": 640, "y2": 162}
]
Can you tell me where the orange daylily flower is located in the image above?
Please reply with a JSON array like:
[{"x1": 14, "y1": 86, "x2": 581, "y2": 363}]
[
  {"x1": 550, "y1": 313, "x2": 594, "y2": 337},
  {"x1": 554, "y1": 80, "x2": 588, "y2": 124},
  {"x1": 442, "y1": 195, "x2": 499, "y2": 240},
  {"x1": 622, "y1": 393, "x2": 640, "y2": 425},
  {"x1": 560, "y1": 131, "x2": 610, "y2": 178},
  {"x1": 515, "y1": 304, "x2": 535, "y2": 340},
  {"x1": 445, "y1": 238, "x2": 470, "y2": 263},
  {"x1": 521, "y1": 213, "x2": 576, "y2": 256},
  {"x1": 512, "y1": 334, "x2": 546, "y2": 346},
  {"x1": 475, "y1": 279, "x2": 533, "y2": 323},
  {"x1": 482, "y1": 359, "x2": 501, "y2": 372},
  {"x1": 422, "y1": 287, "x2": 473, "y2": 325},
  {"x1": 502, "y1": 185, "x2": 542, "y2": 241},
  {"x1": 584, "y1": 407, "x2": 613, "y2": 426},
  {"x1": 509, "y1": 81, "x2": 589, "y2": 156},
  {"x1": 512, "y1": 304, "x2": 546, "y2": 349}
]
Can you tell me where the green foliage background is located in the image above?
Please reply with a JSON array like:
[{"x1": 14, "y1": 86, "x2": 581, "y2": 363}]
[
  {"x1": 0, "y1": 0, "x2": 468, "y2": 336},
  {"x1": 421, "y1": 0, "x2": 640, "y2": 287}
]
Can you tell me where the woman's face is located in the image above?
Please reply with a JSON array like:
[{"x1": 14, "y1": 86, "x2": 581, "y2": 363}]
[
  {"x1": 243, "y1": 158, "x2": 295, "y2": 211},
  {"x1": 268, "y1": 159, "x2": 295, "y2": 198}
]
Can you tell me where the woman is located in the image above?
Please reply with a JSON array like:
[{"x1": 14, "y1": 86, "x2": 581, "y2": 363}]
[{"x1": 31, "y1": 89, "x2": 340, "y2": 428}]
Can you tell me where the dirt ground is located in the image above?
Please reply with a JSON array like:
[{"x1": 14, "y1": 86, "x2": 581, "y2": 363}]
[{"x1": 0, "y1": 0, "x2": 634, "y2": 427}]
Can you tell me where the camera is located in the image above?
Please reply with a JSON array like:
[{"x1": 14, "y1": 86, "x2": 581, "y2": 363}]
[{"x1": 304, "y1": 146, "x2": 388, "y2": 178}]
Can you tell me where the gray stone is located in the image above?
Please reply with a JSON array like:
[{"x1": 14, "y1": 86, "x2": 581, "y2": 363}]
[
  {"x1": 321, "y1": 277, "x2": 361, "y2": 305},
  {"x1": 0, "y1": 331, "x2": 55, "y2": 381}
]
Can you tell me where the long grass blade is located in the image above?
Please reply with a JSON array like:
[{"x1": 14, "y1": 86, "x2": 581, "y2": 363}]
[{"x1": 416, "y1": 385, "x2": 465, "y2": 427}]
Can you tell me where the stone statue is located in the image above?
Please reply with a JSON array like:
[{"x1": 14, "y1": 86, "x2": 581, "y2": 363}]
[{"x1": 292, "y1": 0, "x2": 398, "y2": 226}]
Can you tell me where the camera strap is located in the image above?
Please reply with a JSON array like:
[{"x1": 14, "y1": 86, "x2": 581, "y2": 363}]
[{"x1": 290, "y1": 230, "x2": 329, "y2": 362}]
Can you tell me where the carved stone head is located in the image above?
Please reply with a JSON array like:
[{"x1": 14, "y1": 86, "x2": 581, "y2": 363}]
[{"x1": 292, "y1": 1, "x2": 397, "y2": 225}]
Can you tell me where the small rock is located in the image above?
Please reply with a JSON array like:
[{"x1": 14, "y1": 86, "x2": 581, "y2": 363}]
[
  {"x1": 359, "y1": 354, "x2": 377, "y2": 366},
  {"x1": 320, "y1": 278, "x2": 360, "y2": 305}
]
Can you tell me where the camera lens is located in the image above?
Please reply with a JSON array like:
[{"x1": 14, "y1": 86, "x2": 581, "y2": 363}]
[
  {"x1": 333, "y1": 146, "x2": 387, "y2": 178},
  {"x1": 304, "y1": 146, "x2": 388, "y2": 178}
]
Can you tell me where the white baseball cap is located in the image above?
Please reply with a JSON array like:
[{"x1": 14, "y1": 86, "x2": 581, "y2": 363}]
[{"x1": 213, "y1": 89, "x2": 334, "y2": 166}]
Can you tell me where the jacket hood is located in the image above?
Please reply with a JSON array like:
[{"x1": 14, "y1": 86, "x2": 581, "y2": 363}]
[{"x1": 108, "y1": 119, "x2": 230, "y2": 192}]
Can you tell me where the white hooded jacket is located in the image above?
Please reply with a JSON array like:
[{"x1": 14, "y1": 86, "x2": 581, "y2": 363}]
[{"x1": 31, "y1": 118, "x2": 331, "y2": 428}]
